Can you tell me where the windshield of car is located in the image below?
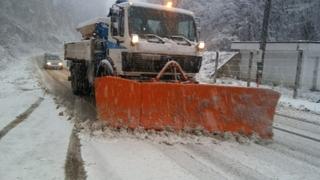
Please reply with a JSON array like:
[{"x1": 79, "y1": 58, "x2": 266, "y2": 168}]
[
  {"x1": 46, "y1": 55, "x2": 60, "y2": 61},
  {"x1": 128, "y1": 6, "x2": 197, "y2": 42}
]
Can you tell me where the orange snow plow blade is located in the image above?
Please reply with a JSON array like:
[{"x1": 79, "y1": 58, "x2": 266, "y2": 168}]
[{"x1": 95, "y1": 77, "x2": 280, "y2": 139}]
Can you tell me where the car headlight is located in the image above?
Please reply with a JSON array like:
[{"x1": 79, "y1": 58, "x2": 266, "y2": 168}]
[
  {"x1": 47, "y1": 62, "x2": 52, "y2": 65},
  {"x1": 197, "y1": 41, "x2": 205, "y2": 50},
  {"x1": 58, "y1": 62, "x2": 63, "y2": 66},
  {"x1": 131, "y1": 34, "x2": 139, "y2": 45}
]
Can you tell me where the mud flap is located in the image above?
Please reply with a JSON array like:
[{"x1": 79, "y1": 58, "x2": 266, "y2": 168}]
[{"x1": 95, "y1": 77, "x2": 280, "y2": 139}]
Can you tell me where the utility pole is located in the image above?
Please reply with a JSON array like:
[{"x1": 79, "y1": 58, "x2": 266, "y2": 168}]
[{"x1": 257, "y1": 0, "x2": 272, "y2": 86}]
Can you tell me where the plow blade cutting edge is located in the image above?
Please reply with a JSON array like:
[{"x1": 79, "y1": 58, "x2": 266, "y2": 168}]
[{"x1": 95, "y1": 77, "x2": 280, "y2": 139}]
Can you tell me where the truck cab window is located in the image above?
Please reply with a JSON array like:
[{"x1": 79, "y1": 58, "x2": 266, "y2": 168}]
[
  {"x1": 119, "y1": 8, "x2": 124, "y2": 37},
  {"x1": 178, "y1": 20, "x2": 195, "y2": 41},
  {"x1": 128, "y1": 6, "x2": 197, "y2": 41},
  {"x1": 147, "y1": 20, "x2": 162, "y2": 34},
  {"x1": 111, "y1": 8, "x2": 124, "y2": 37},
  {"x1": 111, "y1": 14, "x2": 118, "y2": 36}
]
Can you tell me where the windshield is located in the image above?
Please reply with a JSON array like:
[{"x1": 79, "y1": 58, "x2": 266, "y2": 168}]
[
  {"x1": 46, "y1": 55, "x2": 60, "y2": 60},
  {"x1": 128, "y1": 6, "x2": 197, "y2": 42}
]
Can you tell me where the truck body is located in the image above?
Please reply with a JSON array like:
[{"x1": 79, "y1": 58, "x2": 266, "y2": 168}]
[
  {"x1": 64, "y1": 1, "x2": 280, "y2": 139},
  {"x1": 64, "y1": 1, "x2": 204, "y2": 95}
]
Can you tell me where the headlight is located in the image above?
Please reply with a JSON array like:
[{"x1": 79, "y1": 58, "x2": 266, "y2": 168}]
[
  {"x1": 197, "y1": 41, "x2": 205, "y2": 50},
  {"x1": 47, "y1": 62, "x2": 52, "y2": 65},
  {"x1": 131, "y1": 34, "x2": 139, "y2": 45},
  {"x1": 58, "y1": 62, "x2": 63, "y2": 66},
  {"x1": 166, "y1": 1, "x2": 173, "y2": 8}
]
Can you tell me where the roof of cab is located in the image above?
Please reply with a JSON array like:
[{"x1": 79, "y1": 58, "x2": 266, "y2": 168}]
[{"x1": 117, "y1": 2, "x2": 195, "y2": 16}]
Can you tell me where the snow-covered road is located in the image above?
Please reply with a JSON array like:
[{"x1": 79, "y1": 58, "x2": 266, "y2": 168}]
[
  {"x1": 0, "y1": 55, "x2": 320, "y2": 180},
  {"x1": 0, "y1": 57, "x2": 74, "y2": 179},
  {"x1": 0, "y1": 97, "x2": 73, "y2": 179},
  {"x1": 80, "y1": 123, "x2": 320, "y2": 180}
]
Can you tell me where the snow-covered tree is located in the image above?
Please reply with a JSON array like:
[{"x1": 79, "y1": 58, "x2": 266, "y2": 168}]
[{"x1": 148, "y1": 0, "x2": 320, "y2": 50}]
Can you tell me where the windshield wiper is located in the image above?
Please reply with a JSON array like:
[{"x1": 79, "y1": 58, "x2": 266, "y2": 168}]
[
  {"x1": 170, "y1": 35, "x2": 192, "y2": 46},
  {"x1": 142, "y1": 34, "x2": 165, "y2": 44}
]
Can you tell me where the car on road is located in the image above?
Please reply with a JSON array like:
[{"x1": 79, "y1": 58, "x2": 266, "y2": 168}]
[{"x1": 43, "y1": 53, "x2": 63, "y2": 70}]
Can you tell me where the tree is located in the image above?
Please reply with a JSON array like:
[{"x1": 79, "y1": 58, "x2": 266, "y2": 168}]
[{"x1": 302, "y1": 20, "x2": 318, "y2": 41}]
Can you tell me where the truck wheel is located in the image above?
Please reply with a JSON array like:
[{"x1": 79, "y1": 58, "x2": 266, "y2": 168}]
[
  {"x1": 97, "y1": 59, "x2": 114, "y2": 77},
  {"x1": 70, "y1": 62, "x2": 90, "y2": 96},
  {"x1": 71, "y1": 74, "x2": 81, "y2": 95}
]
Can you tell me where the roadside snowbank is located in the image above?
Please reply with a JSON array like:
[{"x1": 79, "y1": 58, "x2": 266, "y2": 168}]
[
  {"x1": 197, "y1": 51, "x2": 238, "y2": 83},
  {"x1": 279, "y1": 97, "x2": 320, "y2": 115}
]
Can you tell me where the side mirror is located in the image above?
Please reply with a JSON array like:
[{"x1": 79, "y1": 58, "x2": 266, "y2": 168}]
[
  {"x1": 109, "y1": 5, "x2": 124, "y2": 41},
  {"x1": 109, "y1": 6, "x2": 120, "y2": 17}
]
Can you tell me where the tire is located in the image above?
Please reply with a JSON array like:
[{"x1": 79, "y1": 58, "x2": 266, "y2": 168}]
[
  {"x1": 70, "y1": 62, "x2": 90, "y2": 96},
  {"x1": 97, "y1": 59, "x2": 114, "y2": 77}
]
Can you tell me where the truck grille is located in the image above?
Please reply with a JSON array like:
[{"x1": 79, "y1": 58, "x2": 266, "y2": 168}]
[{"x1": 122, "y1": 53, "x2": 202, "y2": 73}]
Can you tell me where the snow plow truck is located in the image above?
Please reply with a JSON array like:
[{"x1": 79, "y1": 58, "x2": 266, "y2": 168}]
[{"x1": 64, "y1": 0, "x2": 280, "y2": 139}]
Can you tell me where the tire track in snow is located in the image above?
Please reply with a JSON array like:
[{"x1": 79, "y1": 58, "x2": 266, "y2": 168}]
[
  {"x1": 273, "y1": 126, "x2": 320, "y2": 143},
  {"x1": 0, "y1": 97, "x2": 44, "y2": 140},
  {"x1": 276, "y1": 113, "x2": 320, "y2": 126},
  {"x1": 32, "y1": 58, "x2": 87, "y2": 179},
  {"x1": 64, "y1": 128, "x2": 86, "y2": 180},
  {"x1": 151, "y1": 143, "x2": 228, "y2": 180},
  {"x1": 182, "y1": 144, "x2": 273, "y2": 180}
]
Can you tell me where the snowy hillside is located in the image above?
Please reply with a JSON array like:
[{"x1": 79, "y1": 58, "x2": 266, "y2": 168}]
[
  {"x1": 0, "y1": 0, "x2": 78, "y2": 67},
  {"x1": 0, "y1": 0, "x2": 137, "y2": 69},
  {"x1": 52, "y1": 0, "x2": 115, "y2": 25}
]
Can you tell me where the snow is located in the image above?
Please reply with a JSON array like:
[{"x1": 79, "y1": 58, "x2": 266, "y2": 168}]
[
  {"x1": 81, "y1": 137, "x2": 198, "y2": 180},
  {"x1": 0, "y1": 92, "x2": 39, "y2": 130},
  {"x1": 0, "y1": 55, "x2": 73, "y2": 179},
  {"x1": 279, "y1": 97, "x2": 320, "y2": 114},
  {"x1": 79, "y1": 129, "x2": 320, "y2": 180},
  {"x1": 0, "y1": 56, "x2": 42, "y2": 129},
  {"x1": 0, "y1": 96, "x2": 73, "y2": 179},
  {"x1": 0, "y1": 0, "x2": 317, "y2": 179},
  {"x1": 197, "y1": 51, "x2": 238, "y2": 83}
]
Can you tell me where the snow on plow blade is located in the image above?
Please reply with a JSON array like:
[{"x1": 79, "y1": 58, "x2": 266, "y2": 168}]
[{"x1": 95, "y1": 77, "x2": 280, "y2": 139}]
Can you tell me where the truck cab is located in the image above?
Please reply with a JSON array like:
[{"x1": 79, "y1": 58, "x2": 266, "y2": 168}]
[{"x1": 108, "y1": 1, "x2": 204, "y2": 78}]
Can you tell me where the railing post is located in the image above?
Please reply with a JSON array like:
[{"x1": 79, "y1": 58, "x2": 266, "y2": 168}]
[
  {"x1": 213, "y1": 52, "x2": 219, "y2": 83},
  {"x1": 293, "y1": 50, "x2": 303, "y2": 99},
  {"x1": 247, "y1": 52, "x2": 254, "y2": 87},
  {"x1": 312, "y1": 57, "x2": 319, "y2": 91}
]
